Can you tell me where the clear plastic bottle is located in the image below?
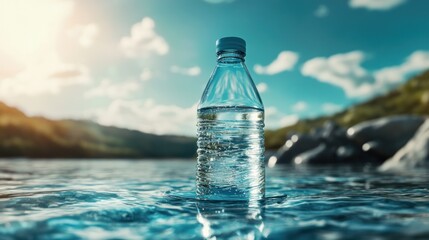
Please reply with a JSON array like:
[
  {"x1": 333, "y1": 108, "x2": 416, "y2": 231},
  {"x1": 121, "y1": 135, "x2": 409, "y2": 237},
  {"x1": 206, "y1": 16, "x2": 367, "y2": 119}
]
[{"x1": 196, "y1": 37, "x2": 265, "y2": 201}]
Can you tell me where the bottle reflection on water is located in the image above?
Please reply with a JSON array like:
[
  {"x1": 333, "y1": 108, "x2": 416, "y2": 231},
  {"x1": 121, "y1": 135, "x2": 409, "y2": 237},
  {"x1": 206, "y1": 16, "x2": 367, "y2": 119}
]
[{"x1": 196, "y1": 201, "x2": 265, "y2": 239}]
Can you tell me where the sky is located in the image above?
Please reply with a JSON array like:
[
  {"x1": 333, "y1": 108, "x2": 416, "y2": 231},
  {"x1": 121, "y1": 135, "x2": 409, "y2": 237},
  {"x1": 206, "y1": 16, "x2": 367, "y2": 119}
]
[{"x1": 0, "y1": 0, "x2": 428, "y2": 136}]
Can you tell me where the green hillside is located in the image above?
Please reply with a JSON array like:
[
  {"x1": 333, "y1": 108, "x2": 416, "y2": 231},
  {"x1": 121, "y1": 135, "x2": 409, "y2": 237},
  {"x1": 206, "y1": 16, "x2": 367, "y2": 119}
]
[
  {"x1": 0, "y1": 103, "x2": 196, "y2": 158},
  {"x1": 265, "y1": 70, "x2": 429, "y2": 149}
]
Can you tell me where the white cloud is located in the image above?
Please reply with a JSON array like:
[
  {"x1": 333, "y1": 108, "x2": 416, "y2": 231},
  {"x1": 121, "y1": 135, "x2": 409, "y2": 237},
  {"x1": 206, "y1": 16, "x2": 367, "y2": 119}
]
[
  {"x1": 256, "y1": 82, "x2": 268, "y2": 93},
  {"x1": 204, "y1": 0, "x2": 235, "y2": 3},
  {"x1": 0, "y1": 62, "x2": 90, "y2": 97},
  {"x1": 85, "y1": 79, "x2": 140, "y2": 99},
  {"x1": 322, "y1": 103, "x2": 342, "y2": 114},
  {"x1": 292, "y1": 101, "x2": 308, "y2": 112},
  {"x1": 140, "y1": 68, "x2": 152, "y2": 81},
  {"x1": 314, "y1": 5, "x2": 329, "y2": 17},
  {"x1": 171, "y1": 65, "x2": 201, "y2": 76},
  {"x1": 119, "y1": 17, "x2": 169, "y2": 58},
  {"x1": 301, "y1": 51, "x2": 373, "y2": 98},
  {"x1": 68, "y1": 23, "x2": 99, "y2": 48},
  {"x1": 374, "y1": 51, "x2": 429, "y2": 88},
  {"x1": 265, "y1": 106, "x2": 299, "y2": 129},
  {"x1": 0, "y1": 52, "x2": 22, "y2": 79},
  {"x1": 265, "y1": 106, "x2": 278, "y2": 117},
  {"x1": 92, "y1": 99, "x2": 197, "y2": 135},
  {"x1": 280, "y1": 115, "x2": 299, "y2": 127},
  {"x1": 349, "y1": 0, "x2": 406, "y2": 10},
  {"x1": 254, "y1": 51, "x2": 299, "y2": 75},
  {"x1": 301, "y1": 50, "x2": 429, "y2": 98}
]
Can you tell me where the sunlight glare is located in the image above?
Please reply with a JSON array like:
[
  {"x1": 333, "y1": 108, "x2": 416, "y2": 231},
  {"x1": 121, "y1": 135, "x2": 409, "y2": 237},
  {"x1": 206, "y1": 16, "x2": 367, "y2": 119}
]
[{"x1": 0, "y1": 0, "x2": 74, "y2": 65}]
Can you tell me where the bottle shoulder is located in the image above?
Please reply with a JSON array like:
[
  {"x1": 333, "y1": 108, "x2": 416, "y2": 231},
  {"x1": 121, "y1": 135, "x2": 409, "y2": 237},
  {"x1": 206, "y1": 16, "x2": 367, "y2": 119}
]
[{"x1": 198, "y1": 63, "x2": 264, "y2": 110}]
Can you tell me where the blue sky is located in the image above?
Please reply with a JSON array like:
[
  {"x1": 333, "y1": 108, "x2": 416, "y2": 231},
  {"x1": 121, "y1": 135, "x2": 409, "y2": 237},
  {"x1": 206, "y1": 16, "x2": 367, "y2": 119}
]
[{"x1": 0, "y1": 0, "x2": 428, "y2": 135}]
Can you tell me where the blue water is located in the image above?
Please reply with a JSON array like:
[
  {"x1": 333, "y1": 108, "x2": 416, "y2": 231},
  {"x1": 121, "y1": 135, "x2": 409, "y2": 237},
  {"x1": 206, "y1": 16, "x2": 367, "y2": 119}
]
[
  {"x1": 197, "y1": 107, "x2": 265, "y2": 201},
  {"x1": 0, "y1": 160, "x2": 428, "y2": 240}
]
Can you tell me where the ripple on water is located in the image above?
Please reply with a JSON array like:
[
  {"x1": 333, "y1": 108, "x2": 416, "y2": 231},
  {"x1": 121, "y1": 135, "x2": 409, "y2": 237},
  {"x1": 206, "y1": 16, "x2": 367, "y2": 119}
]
[
  {"x1": 1, "y1": 191, "x2": 119, "y2": 210},
  {"x1": 0, "y1": 160, "x2": 428, "y2": 240}
]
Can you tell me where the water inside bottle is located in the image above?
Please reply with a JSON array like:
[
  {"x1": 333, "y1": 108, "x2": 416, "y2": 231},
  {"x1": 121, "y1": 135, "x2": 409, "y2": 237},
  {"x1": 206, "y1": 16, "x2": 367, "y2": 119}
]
[{"x1": 196, "y1": 106, "x2": 265, "y2": 201}]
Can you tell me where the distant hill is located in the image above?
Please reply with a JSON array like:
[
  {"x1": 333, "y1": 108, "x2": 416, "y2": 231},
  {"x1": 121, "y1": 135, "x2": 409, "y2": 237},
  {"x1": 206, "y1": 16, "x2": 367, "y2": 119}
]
[
  {"x1": 265, "y1": 70, "x2": 429, "y2": 149},
  {"x1": 2, "y1": 70, "x2": 428, "y2": 157},
  {"x1": 0, "y1": 103, "x2": 196, "y2": 158}
]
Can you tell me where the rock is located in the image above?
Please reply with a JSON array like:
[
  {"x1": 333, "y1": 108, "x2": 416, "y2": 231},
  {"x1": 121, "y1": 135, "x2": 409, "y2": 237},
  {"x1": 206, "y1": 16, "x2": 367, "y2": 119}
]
[
  {"x1": 379, "y1": 119, "x2": 429, "y2": 171},
  {"x1": 294, "y1": 144, "x2": 335, "y2": 165},
  {"x1": 335, "y1": 143, "x2": 380, "y2": 164},
  {"x1": 316, "y1": 121, "x2": 347, "y2": 140},
  {"x1": 273, "y1": 116, "x2": 427, "y2": 166},
  {"x1": 293, "y1": 142, "x2": 379, "y2": 165},
  {"x1": 274, "y1": 134, "x2": 319, "y2": 164},
  {"x1": 273, "y1": 121, "x2": 385, "y2": 166},
  {"x1": 264, "y1": 149, "x2": 277, "y2": 162},
  {"x1": 347, "y1": 116, "x2": 426, "y2": 159}
]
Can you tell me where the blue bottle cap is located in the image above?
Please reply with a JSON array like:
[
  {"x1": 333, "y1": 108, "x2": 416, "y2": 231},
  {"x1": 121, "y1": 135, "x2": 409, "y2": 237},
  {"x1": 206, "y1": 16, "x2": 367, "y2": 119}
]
[{"x1": 216, "y1": 37, "x2": 246, "y2": 54}]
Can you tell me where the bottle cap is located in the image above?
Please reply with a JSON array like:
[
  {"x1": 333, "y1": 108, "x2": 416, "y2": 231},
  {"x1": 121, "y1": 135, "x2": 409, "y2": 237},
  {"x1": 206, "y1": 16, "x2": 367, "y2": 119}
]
[{"x1": 216, "y1": 37, "x2": 246, "y2": 54}]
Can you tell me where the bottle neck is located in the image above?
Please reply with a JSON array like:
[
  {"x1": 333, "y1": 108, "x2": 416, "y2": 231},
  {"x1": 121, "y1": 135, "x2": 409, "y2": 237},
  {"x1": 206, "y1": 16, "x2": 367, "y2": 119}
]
[{"x1": 217, "y1": 50, "x2": 245, "y2": 63}]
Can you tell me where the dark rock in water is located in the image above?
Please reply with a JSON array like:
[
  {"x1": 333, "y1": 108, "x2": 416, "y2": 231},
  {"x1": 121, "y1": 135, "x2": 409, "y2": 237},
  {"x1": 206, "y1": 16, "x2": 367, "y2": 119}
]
[
  {"x1": 334, "y1": 143, "x2": 380, "y2": 164},
  {"x1": 273, "y1": 121, "x2": 378, "y2": 165},
  {"x1": 273, "y1": 134, "x2": 320, "y2": 164},
  {"x1": 347, "y1": 116, "x2": 426, "y2": 159},
  {"x1": 379, "y1": 119, "x2": 429, "y2": 171},
  {"x1": 264, "y1": 149, "x2": 277, "y2": 162},
  {"x1": 313, "y1": 121, "x2": 346, "y2": 140},
  {"x1": 294, "y1": 144, "x2": 334, "y2": 164},
  {"x1": 293, "y1": 142, "x2": 379, "y2": 165}
]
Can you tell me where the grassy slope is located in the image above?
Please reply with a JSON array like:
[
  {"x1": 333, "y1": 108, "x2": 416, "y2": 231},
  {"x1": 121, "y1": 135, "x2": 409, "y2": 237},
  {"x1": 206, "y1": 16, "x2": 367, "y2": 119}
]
[
  {"x1": 265, "y1": 70, "x2": 429, "y2": 149},
  {"x1": 0, "y1": 103, "x2": 196, "y2": 158}
]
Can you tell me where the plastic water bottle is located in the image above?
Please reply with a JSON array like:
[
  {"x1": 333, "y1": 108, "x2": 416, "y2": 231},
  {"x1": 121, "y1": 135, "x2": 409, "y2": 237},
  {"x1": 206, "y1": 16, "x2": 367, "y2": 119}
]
[{"x1": 196, "y1": 37, "x2": 265, "y2": 201}]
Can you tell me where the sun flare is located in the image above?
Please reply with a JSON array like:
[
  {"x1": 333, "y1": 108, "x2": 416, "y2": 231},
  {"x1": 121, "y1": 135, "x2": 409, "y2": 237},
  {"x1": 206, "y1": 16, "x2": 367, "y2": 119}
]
[{"x1": 0, "y1": 0, "x2": 73, "y2": 65}]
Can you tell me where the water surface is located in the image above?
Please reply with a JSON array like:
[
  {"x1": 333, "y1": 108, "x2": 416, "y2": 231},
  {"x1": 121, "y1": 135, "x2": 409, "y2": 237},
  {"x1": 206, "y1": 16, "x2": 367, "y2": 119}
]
[{"x1": 0, "y1": 160, "x2": 428, "y2": 239}]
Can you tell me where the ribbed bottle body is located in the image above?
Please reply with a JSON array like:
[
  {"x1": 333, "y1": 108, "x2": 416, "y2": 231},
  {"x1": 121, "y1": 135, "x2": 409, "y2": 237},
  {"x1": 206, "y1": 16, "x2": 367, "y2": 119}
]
[{"x1": 196, "y1": 106, "x2": 265, "y2": 201}]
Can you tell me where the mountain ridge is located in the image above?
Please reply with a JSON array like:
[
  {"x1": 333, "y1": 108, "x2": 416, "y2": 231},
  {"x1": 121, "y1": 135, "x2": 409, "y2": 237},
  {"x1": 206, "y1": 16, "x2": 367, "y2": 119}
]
[{"x1": 0, "y1": 102, "x2": 197, "y2": 158}]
